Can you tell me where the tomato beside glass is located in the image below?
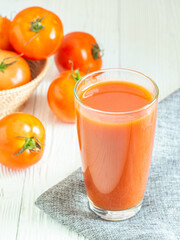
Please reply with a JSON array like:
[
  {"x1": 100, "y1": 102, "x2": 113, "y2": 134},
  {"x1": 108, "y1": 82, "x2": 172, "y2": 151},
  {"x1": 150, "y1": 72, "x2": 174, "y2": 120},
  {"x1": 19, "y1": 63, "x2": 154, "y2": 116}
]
[
  {"x1": 0, "y1": 113, "x2": 45, "y2": 169},
  {"x1": 47, "y1": 69, "x2": 84, "y2": 123},
  {"x1": 55, "y1": 32, "x2": 103, "y2": 73},
  {"x1": 9, "y1": 7, "x2": 63, "y2": 60}
]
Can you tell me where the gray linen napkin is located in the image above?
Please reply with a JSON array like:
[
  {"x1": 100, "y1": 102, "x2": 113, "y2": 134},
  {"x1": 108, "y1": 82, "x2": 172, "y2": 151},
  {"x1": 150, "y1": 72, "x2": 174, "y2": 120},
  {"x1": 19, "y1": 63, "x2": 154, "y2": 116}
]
[{"x1": 35, "y1": 89, "x2": 180, "y2": 240}]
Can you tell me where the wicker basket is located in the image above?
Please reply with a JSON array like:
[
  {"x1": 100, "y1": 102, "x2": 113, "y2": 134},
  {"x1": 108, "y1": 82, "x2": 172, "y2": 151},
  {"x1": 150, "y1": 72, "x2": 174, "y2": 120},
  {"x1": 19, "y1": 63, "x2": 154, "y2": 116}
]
[{"x1": 0, "y1": 58, "x2": 49, "y2": 119}]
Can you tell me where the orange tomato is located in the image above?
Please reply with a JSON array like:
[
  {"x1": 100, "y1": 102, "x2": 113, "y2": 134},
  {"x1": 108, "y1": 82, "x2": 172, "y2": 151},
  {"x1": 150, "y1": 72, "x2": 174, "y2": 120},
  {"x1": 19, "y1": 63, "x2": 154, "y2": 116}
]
[
  {"x1": 47, "y1": 69, "x2": 84, "y2": 123},
  {"x1": 0, "y1": 113, "x2": 46, "y2": 169},
  {"x1": 0, "y1": 16, "x2": 12, "y2": 50},
  {"x1": 55, "y1": 32, "x2": 103, "y2": 73},
  {"x1": 0, "y1": 50, "x2": 31, "y2": 90},
  {"x1": 9, "y1": 7, "x2": 63, "y2": 60}
]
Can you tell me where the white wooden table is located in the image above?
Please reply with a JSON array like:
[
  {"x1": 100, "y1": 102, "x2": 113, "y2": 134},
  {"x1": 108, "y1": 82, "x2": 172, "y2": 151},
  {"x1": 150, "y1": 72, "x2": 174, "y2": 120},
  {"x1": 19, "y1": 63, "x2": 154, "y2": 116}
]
[{"x1": 1, "y1": 1, "x2": 180, "y2": 239}]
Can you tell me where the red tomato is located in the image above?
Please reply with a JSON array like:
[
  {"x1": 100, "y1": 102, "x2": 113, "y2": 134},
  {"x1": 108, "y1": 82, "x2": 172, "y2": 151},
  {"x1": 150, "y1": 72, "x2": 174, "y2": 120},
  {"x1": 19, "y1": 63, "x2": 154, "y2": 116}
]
[
  {"x1": 55, "y1": 32, "x2": 103, "y2": 73},
  {"x1": 0, "y1": 113, "x2": 45, "y2": 169},
  {"x1": 9, "y1": 7, "x2": 63, "y2": 60},
  {"x1": 47, "y1": 69, "x2": 84, "y2": 123},
  {"x1": 0, "y1": 17, "x2": 12, "y2": 50},
  {"x1": 0, "y1": 50, "x2": 31, "y2": 90}
]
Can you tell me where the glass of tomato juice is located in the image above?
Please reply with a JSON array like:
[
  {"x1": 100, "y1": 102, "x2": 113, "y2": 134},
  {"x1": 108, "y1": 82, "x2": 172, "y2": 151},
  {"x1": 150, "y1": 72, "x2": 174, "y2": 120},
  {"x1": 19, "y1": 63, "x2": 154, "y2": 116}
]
[{"x1": 74, "y1": 69, "x2": 159, "y2": 221}]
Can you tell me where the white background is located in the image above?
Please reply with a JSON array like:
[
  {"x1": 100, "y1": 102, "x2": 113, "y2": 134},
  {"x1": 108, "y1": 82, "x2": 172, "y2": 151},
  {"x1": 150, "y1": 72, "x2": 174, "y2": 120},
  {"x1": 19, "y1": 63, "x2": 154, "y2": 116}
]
[{"x1": 1, "y1": 0, "x2": 180, "y2": 239}]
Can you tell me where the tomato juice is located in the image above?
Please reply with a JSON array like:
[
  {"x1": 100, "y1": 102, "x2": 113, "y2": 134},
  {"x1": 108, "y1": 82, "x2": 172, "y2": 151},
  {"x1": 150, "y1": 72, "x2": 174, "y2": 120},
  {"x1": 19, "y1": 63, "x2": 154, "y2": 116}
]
[{"x1": 75, "y1": 80, "x2": 158, "y2": 211}]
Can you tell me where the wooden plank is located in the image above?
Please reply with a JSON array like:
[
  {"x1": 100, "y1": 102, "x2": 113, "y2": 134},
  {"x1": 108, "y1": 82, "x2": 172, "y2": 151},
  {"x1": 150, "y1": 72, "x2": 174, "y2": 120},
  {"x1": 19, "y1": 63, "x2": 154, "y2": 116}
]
[
  {"x1": 0, "y1": 167, "x2": 25, "y2": 240},
  {"x1": 119, "y1": 0, "x2": 180, "y2": 101}
]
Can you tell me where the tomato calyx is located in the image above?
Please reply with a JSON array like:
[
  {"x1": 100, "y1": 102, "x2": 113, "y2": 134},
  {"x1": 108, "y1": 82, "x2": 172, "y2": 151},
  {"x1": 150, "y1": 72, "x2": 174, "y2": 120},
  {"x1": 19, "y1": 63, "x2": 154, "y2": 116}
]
[
  {"x1": 26, "y1": 14, "x2": 48, "y2": 46},
  {"x1": 71, "y1": 69, "x2": 82, "y2": 81},
  {"x1": 91, "y1": 44, "x2": 103, "y2": 60},
  {"x1": 0, "y1": 60, "x2": 17, "y2": 73},
  {"x1": 30, "y1": 14, "x2": 48, "y2": 33},
  {"x1": 69, "y1": 61, "x2": 82, "y2": 81},
  {"x1": 0, "y1": 53, "x2": 23, "y2": 73},
  {"x1": 14, "y1": 136, "x2": 43, "y2": 156}
]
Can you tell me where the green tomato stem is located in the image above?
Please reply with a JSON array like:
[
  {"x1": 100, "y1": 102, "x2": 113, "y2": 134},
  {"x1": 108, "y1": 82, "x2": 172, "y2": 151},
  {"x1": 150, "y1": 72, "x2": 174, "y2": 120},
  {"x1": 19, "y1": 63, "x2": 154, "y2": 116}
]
[
  {"x1": 71, "y1": 68, "x2": 82, "y2": 81},
  {"x1": 91, "y1": 43, "x2": 103, "y2": 60},
  {"x1": 0, "y1": 53, "x2": 24, "y2": 73},
  {"x1": 29, "y1": 14, "x2": 48, "y2": 33},
  {"x1": 14, "y1": 136, "x2": 43, "y2": 157},
  {"x1": 26, "y1": 14, "x2": 48, "y2": 46},
  {"x1": 0, "y1": 60, "x2": 17, "y2": 73}
]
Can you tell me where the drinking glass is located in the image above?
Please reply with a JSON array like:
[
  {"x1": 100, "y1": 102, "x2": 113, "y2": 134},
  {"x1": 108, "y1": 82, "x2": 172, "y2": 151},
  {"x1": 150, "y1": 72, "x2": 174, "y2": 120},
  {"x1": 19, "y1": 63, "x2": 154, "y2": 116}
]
[{"x1": 74, "y1": 69, "x2": 159, "y2": 221}]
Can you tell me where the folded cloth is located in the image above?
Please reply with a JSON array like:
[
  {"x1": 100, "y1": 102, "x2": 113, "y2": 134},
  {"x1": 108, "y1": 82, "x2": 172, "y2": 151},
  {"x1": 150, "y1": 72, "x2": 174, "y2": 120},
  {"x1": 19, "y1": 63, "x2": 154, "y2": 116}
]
[{"x1": 35, "y1": 89, "x2": 180, "y2": 240}]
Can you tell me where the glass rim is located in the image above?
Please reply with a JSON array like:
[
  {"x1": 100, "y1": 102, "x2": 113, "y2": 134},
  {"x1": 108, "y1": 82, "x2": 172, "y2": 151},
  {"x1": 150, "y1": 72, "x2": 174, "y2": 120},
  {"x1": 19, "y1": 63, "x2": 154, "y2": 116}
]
[{"x1": 74, "y1": 68, "x2": 159, "y2": 115}]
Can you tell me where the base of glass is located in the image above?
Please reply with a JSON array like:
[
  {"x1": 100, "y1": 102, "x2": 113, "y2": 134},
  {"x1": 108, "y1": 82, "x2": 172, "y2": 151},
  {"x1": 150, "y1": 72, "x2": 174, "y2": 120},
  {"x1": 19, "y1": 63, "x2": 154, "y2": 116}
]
[{"x1": 89, "y1": 199, "x2": 142, "y2": 221}]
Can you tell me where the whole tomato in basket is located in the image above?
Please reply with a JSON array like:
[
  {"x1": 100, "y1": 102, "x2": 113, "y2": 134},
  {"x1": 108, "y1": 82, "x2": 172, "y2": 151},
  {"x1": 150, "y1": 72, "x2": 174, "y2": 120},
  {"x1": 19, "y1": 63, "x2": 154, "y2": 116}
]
[
  {"x1": 9, "y1": 7, "x2": 63, "y2": 60},
  {"x1": 0, "y1": 113, "x2": 45, "y2": 169},
  {"x1": 0, "y1": 16, "x2": 12, "y2": 50},
  {"x1": 47, "y1": 68, "x2": 84, "y2": 123},
  {"x1": 55, "y1": 32, "x2": 103, "y2": 73},
  {"x1": 0, "y1": 50, "x2": 31, "y2": 90}
]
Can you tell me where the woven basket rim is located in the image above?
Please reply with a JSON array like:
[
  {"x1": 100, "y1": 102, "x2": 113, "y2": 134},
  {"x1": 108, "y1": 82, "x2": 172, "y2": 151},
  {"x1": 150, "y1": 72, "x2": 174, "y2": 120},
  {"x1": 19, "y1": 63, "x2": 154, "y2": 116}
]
[{"x1": 0, "y1": 58, "x2": 49, "y2": 95}]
